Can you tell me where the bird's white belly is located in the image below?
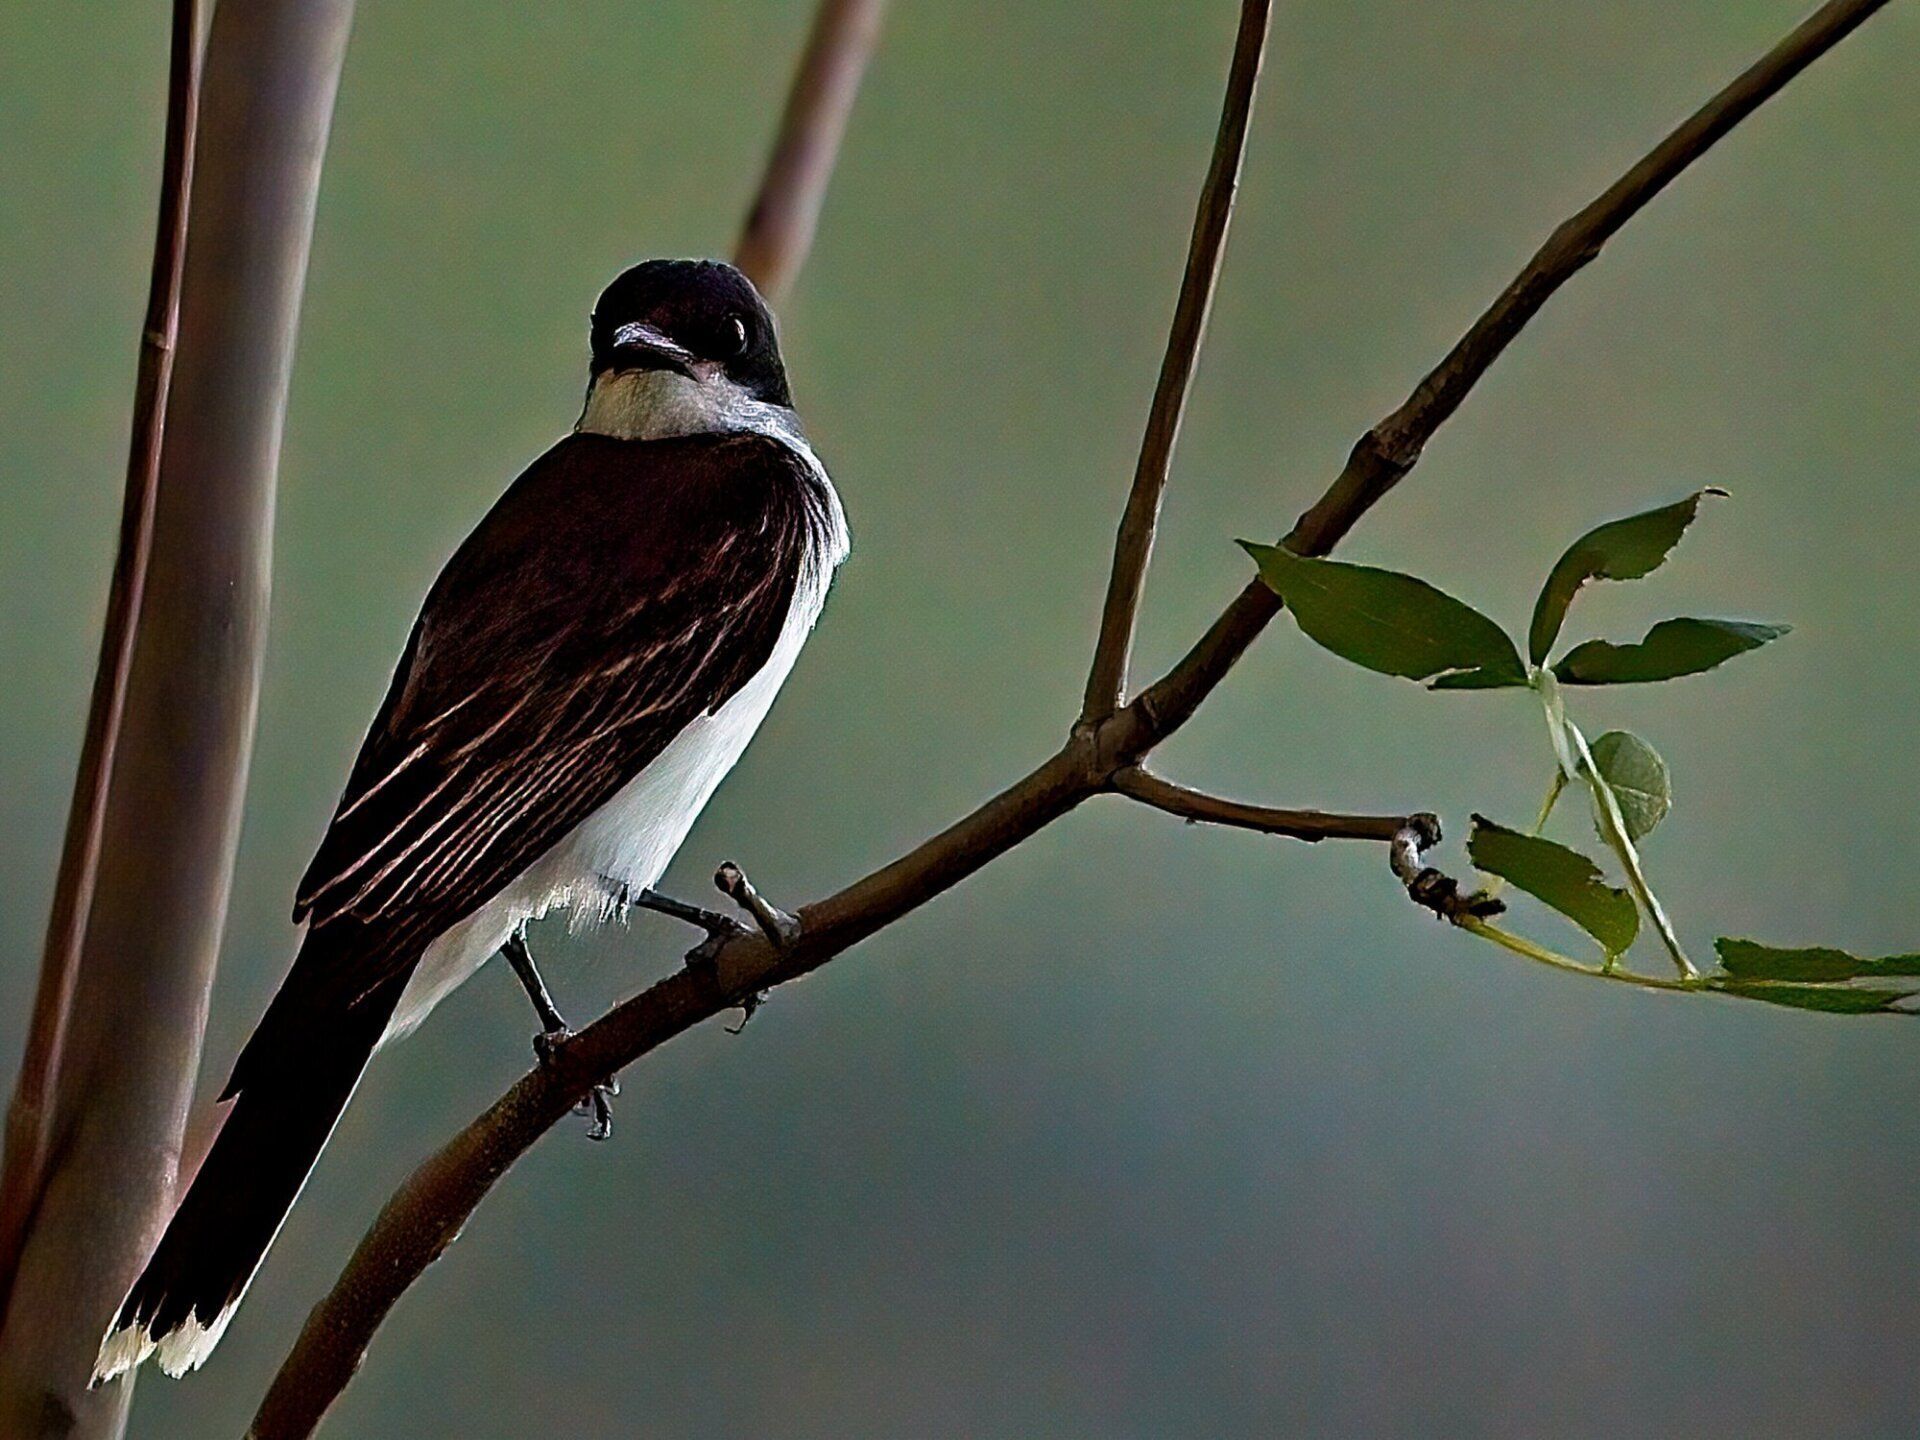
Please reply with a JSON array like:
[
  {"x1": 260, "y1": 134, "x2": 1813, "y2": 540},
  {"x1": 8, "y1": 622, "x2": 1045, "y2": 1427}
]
[{"x1": 380, "y1": 553, "x2": 834, "y2": 1044}]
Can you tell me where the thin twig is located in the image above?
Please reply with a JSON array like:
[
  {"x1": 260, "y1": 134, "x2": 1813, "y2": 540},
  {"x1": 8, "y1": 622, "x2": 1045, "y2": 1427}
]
[
  {"x1": 733, "y1": 0, "x2": 889, "y2": 305},
  {"x1": 249, "y1": 5, "x2": 1894, "y2": 1433},
  {"x1": 1112, "y1": 767, "x2": 1410, "y2": 843},
  {"x1": 1080, "y1": 0, "x2": 1272, "y2": 723},
  {"x1": 0, "y1": 0, "x2": 201, "y2": 1319}
]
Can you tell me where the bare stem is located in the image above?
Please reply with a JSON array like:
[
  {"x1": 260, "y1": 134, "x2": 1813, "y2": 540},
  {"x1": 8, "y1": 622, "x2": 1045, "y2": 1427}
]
[
  {"x1": 1081, "y1": 0, "x2": 1272, "y2": 722},
  {"x1": 0, "y1": 0, "x2": 202, "y2": 1326},
  {"x1": 733, "y1": 0, "x2": 889, "y2": 305},
  {"x1": 1112, "y1": 767, "x2": 1410, "y2": 843}
]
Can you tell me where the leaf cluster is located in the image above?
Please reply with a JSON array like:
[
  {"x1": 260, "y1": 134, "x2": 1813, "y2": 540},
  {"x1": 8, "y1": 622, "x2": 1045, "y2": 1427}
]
[
  {"x1": 1242, "y1": 488, "x2": 1785, "y2": 691},
  {"x1": 1247, "y1": 494, "x2": 1908, "y2": 1016}
]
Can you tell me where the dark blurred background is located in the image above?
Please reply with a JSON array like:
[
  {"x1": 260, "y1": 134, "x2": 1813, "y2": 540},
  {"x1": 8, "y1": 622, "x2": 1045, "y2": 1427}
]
[{"x1": 5, "y1": 2, "x2": 1919, "y2": 1435}]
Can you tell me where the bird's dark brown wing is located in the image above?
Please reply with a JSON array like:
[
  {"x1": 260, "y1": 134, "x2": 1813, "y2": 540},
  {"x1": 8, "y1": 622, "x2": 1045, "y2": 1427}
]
[{"x1": 289, "y1": 430, "x2": 832, "y2": 1006}]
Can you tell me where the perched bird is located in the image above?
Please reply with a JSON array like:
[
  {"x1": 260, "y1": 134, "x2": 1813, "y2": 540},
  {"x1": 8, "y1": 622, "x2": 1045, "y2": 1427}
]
[{"x1": 94, "y1": 258, "x2": 848, "y2": 1382}]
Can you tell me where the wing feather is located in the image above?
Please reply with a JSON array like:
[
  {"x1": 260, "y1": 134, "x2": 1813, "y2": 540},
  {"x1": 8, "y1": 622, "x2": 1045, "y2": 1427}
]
[{"x1": 289, "y1": 431, "x2": 833, "y2": 1005}]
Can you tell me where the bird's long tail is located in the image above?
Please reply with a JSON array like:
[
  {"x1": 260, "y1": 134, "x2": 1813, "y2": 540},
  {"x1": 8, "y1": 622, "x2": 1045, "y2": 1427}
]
[{"x1": 92, "y1": 970, "x2": 405, "y2": 1383}]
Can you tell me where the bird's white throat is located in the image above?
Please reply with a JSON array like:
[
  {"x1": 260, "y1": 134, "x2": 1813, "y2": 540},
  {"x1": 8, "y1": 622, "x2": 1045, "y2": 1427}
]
[{"x1": 578, "y1": 368, "x2": 804, "y2": 448}]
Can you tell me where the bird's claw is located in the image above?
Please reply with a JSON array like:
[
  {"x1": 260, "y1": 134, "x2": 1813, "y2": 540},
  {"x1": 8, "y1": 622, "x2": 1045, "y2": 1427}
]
[
  {"x1": 533, "y1": 1026, "x2": 571, "y2": 1064},
  {"x1": 684, "y1": 928, "x2": 733, "y2": 974},
  {"x1": 532, "y1": 1027, "x2": 619, "y2": 1140},
  {"x1": 723, "y1": 991, "x2": 766, "y2": 1035},
  {"x1": 583, "y1": 1081, "x2": 616, "y2": 1141}
]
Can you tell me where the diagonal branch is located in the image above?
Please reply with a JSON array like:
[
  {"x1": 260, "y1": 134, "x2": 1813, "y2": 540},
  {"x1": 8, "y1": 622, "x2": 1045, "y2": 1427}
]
[
  {"x1": 733, "y1": 0, "x2": 890, "y2": 306},
  {"x1": 1080, "y1": 0, "x2": 1272, "y2": 723},
  {"x1": 249, "y1": 3, "x2": 1895, "y2": 1434},
  {"x1": 1111, "y1": 767, "x2": 1413, "y2": 843}
]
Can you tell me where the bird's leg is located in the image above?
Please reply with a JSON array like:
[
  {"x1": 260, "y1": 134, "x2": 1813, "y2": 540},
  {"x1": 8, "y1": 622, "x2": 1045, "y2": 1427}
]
[
  {"x1": 504, "y1": 928, "x2": 567, "y2": 1040},
  {"x1": 626, "y1": 873, "x2": 788, "y2": 1034},
  {"x1": 618, "y1": 883, "x2": 752, "y2": 975},
  {"x1": 502, "y1": 928, "x2": 617, "y2": 1141},
  {"x1": 630, "y1": 887, "x2": 750, "y2": 944}
]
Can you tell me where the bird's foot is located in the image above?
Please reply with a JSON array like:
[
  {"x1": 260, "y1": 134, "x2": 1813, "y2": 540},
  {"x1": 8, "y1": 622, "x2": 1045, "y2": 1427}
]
[
  {"x1": 630, "y1": 885, "x2": 752, "y2": 979},
  {"x1": 532, "y1": 1027, "x2": 619, "y2": 1142},
  {"x1": 532, "y1": 1025, "x2": 570, "y2": 1065},
  {"x1": 632, "y1": 887, "x2": 751, "y2": 945}
]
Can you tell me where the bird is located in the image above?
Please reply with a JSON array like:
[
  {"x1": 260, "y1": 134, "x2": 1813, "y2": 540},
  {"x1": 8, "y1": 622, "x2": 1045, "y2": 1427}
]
[{"x1": 92, "y1": 258, "x2": 848, "y2": 1383}]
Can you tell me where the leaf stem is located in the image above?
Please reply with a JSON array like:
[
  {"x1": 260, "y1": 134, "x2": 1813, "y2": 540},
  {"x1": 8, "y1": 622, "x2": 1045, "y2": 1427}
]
[
  {"x1": 1563, "y1": 715, "x2": 1694, "y2": 978},
  {"x1": 1460, "y1": 917, "x2": 1696, "y2": 993},
  {"x1": 1530, "y1": 670, "x2": 1693, "y2": 978},
  {"x1": 1532, "y1": 769, "x2": 1569, "y2": 834}
]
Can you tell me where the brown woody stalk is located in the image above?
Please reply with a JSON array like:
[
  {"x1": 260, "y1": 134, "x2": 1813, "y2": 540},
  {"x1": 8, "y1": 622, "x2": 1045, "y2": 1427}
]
[
  {"x1": 1112, "y1": 768, "x2": 1412, "y2": 843},
  {"x1": 733, "y1": 0, "x2": 890, "y2": 304},
  {"x1": 0, "y1": 2, "x2": 359, "y2": 1435},
  {"x1": 0, "y1": 0, "x2": 202, "y2": 1330},
  {"x1": 1081, "y1": 0, "x2": 1272, "y2": 722},
  {"x1": 251, "y1": 1, "x2": 1892, "y2": 1434}
]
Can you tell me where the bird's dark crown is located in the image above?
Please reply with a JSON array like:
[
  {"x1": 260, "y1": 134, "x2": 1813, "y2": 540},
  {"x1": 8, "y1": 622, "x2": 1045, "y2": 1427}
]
[{"x1": 589, "y1": 259, "x2": 791, "y2": 408}]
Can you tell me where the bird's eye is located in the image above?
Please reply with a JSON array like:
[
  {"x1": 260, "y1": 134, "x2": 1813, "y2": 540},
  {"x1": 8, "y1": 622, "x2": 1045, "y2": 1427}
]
[{"x1": 723, "y1": 316, "x2": 749, "y2": 357}]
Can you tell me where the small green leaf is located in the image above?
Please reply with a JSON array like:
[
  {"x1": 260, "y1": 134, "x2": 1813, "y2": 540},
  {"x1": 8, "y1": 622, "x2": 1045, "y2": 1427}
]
[
  {"x1": 1242, "y1": 543, "x2": 1527, "y2": 689},
  {"x1": 1468, "y1": 816, "x2": 1639, "y2": 957},
  {"x1": 1715, "y1": 938, "x2": 1920, "y2": 982},
  {"x1": 1579, "y1": 730, "x2": 1671, "y2": 841},
  {"x1": 1553, "y1": 618, "x2": 1788, "y2": 685},
  {"x1": 1708, "y1": 979, "x2": 1915, "y2": 1015},
  {"x1": 1528, "y1": 489, "x2": 1724, "y2": 663}
]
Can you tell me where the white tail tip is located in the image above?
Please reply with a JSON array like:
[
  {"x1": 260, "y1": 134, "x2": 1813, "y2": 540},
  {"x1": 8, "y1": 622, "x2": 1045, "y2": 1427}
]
[{"x1": 92, "y1": 1299, "x2": 239, "y2": 1385}]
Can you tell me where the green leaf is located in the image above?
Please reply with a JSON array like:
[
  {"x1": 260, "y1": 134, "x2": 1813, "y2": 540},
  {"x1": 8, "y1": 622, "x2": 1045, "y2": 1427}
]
[
  {"x1": 1553, "y1": 618, "x2": 1788, "y2": 685},
  {"x1": 1579, "y1": 730, "x2": 1671, "y2": 841},
  {"x1": 1528, "y1": 489, "x2": 1724, "y2": 663},
  {"x1": 1708, "y1": 979, "x2": 1915, "y2": 1015},
  {"x1": 1242, "y1": 543, "x2": 1527, "y2": 689},
  {"x1": 1714, "y1": 938, "x2": 1920, "y2": 982},
  {"x1": 1468, "y1": 816, "x2": 1639, "y2": 957}
]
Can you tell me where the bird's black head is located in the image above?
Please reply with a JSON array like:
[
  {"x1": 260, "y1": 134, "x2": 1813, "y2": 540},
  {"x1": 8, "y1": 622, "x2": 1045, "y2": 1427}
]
[{"x1": 588, "y1": 259, "x2": 791, "y2": 409}]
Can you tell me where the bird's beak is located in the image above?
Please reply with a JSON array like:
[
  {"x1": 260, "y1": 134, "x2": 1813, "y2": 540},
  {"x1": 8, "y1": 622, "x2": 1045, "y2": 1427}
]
[{"x1": 607, "y1": 321, "x2": 696, "y2": 377}]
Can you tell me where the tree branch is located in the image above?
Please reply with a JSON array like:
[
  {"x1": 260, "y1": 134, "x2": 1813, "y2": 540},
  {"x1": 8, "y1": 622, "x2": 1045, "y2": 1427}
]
[
  {"x1": 1111, "y1": 767, "x2": 1412, "y2": 843},
  {"x1": 250, "y1": 2, "x2": 1895, "y2": 1433},
  {"x1": 733, "y1": 0, "x2": 889, "y2": 305},
  {"x1": 1080, "y1": 0, "x2": 1272, "y2": 723},
  {"x1": 0, "y1": 0, "x2": 202, "y2": 1328}
]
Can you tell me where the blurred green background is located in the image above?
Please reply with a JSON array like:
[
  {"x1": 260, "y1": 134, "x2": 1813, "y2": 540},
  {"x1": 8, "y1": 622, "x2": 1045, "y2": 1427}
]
[{"x1": 5, "y1": 2, "x2": 1920, "y2": 1435}]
